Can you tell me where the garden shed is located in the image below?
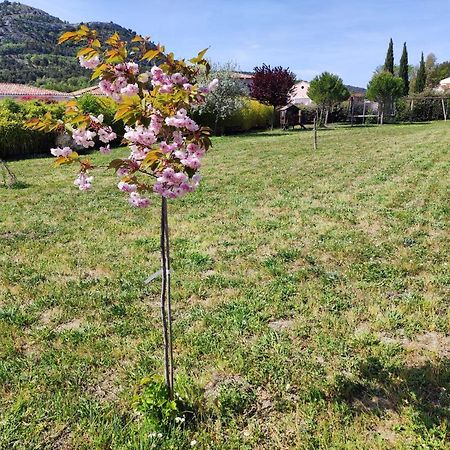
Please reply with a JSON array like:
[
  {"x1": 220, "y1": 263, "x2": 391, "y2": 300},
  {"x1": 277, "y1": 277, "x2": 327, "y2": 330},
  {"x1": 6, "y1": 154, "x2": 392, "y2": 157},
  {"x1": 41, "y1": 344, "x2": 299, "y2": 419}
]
[{"x1": 279, "y1": 104, "x2": 300, "y2": 129}]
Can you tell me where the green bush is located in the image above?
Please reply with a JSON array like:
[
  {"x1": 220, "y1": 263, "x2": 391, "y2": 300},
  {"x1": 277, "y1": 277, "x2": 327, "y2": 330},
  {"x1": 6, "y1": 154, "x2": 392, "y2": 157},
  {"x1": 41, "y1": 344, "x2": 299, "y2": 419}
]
[
  {"x1": 0, "y1": 106, "x2": 57, "y2": 159},
  {"x1": 194, "y1": 98, "x2": 273, "y2": 134},
  {"x1": 396, "y1": 94, "x2": 450, "y2": 122},
  {"x1": 0, "y1": 95, "x2": 120, "y2": 159},
  {"x1": 77, "y1": 94, "x2": 123, "y2": 139}
]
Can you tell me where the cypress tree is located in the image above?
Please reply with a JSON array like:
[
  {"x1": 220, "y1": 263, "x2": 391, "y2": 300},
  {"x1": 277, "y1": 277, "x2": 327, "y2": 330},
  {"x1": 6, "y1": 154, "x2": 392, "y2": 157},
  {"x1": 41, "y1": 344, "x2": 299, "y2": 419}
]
[
  {"x1": 399, "y1": 42, "x2": 409, "y2": 96},
  {"x1": 415, "y1": 52, "x2": 427, "y2": 93},
  {"x1": 384, "y1": 38, "x2": 394, "y2": 74}
]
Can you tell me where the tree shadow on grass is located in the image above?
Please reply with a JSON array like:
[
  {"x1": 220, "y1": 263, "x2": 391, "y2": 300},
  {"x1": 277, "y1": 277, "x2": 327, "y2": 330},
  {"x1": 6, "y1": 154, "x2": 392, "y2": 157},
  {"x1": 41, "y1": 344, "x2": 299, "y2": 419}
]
[{"x1": 331, "y1": 356, "x2": 450, "y2": 436}]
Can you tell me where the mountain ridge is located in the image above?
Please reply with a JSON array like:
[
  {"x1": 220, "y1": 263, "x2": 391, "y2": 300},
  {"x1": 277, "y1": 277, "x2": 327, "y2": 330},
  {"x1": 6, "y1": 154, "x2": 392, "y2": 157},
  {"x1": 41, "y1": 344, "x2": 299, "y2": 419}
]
[{"x1": 0, "y1": 1, "x2": 139, "y2": 92}]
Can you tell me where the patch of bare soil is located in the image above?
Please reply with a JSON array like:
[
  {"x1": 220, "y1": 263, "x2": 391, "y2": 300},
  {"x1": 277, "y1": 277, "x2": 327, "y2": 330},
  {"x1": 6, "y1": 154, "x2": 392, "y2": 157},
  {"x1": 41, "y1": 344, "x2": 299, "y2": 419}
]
[
  {"x1": 378, "y1": 331, "x2": 450, "y2": 364},
  {"x1": 39, "y1": 307, "x2": 62, "y2": 326},
  {"x1": 268, "y1": 318, "x2": 295, "y2": 332},
  {"x1": 373, "y1": 412, "x2": 403, "y2": 446},
  {"x1": 89, "y1": 370, "x2": 120, "y2": 403},
  {"x1": 55, "y1": 318, "x2": 84, "y2": 332}
]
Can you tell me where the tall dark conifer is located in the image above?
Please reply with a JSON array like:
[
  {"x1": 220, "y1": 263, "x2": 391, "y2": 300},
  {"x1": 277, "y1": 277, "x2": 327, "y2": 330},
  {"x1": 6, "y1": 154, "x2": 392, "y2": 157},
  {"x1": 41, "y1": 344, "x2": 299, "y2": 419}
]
[
  {"x1": 415, "y1": 52, "x2": 427, "y2": 93},
  {"x1": 384, "y1": 38, "x2": 394, "y2": 74},
  {"x1": 399, "y1": 42, "x2": 409, "y2": 96}
]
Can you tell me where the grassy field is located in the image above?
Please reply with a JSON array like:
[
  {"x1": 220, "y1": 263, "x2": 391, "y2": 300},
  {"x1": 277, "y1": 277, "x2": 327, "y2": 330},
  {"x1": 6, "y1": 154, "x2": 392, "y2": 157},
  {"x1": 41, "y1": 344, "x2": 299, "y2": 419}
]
[{"x1": 1, "y1": 122, "x2": 449, "y2": 449}]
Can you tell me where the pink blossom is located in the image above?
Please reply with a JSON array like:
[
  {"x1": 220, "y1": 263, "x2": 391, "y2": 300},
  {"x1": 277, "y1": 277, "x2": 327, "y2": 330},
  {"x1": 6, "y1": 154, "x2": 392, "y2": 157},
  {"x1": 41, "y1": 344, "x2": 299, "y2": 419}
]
[
  {"x1": 151, "y1": 66, "x2": 164, "y2": 80},
  {"x1": 183, "y1": 83, "x2": 193, "y2": 92},
  {"x1": 159, "y1": 141, "x2": 171, "y2": 154},
  {"x1": 121, "y1": 83, "x2": 139, "y2": 96},
  {"x1": 118, "y1": 181, "x2": 137, "y2": 192},
  {"x1": 117, "y1": 167, "x2": 130, "y2": 177},
  {"x1": 98, "y1": 126, "x2": 117, "y2": 143},
  {"x1": 173, "y1": 131, "x2": 184, "y2": 145},
  {"x1": 164, "y1": 109, "x2": 199, "y2": 131},
  {"x1": 124, "y1": 125, "x2": 157, "y2": 148},
  {"x1": 126, "y1": 62, "x2": 139, "y2": 75},
  {"x1": 171, "y1": 73, "x2": 187, "y2": 85},
  {"x1": 180, "y1": 155, "x2": 201, "y2": 169},
  {"x1": 159, "y1": 83, "x2": 174, "y2": 94},
  {"x1": 74, "y1": 172, "x2": 93, "y2": 191},
  {"x1": 72, "y1": 129, "x2": 96, "y2": 148},
  {"x1": 128, "y1": 192, "x2": 150, "y2": 208},
  {"x1": 99, "y1": 79, "x2": 114, "y2": 96},
  {"x1": 129, "y1": 145, "x2": 150, "y2": 161},
  {"x1": 50, "y1": 146, "x2": 72, "y2": 157},
  {"x1": 79, "y1": 55, "x2": 100, "y2": 69},
  {"x1": 149, "y1": 114, "x2": 163, "y2": 135}
]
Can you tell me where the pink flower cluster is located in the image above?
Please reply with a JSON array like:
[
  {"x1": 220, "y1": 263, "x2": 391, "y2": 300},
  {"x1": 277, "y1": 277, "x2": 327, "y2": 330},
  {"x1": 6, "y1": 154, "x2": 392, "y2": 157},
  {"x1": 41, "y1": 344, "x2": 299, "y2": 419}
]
[
  {"x1": 79, "y1": 55, "x2": 100, "y2": 69},
  {"x1": 174, "y1": 142, "x2": 205, "y2": 170},
  {"x1": 50, "y1": 146, "x2": 72, "y2": 157},
  {"x1": 153, "y1": 168, "x2": 201, "y2": 198},
  {"x1": 71, "y1": 123, "x2": 116, "y2": 150},
  {"x1": 59, "y1": 50, "x2": 218, "y2": 208},
  {"x1": 128, "y1": 192, "x2": 151, "y2": 208},
  {"x1": 151, "y1": 66, "x2": 193, "y2": 95},
  {"x1": 99, "y1": 63, "x2": 140, "y2": 100},
  {"x1": 98, "y1": 126, "x2": 117, "y2": 144},
  {"x1": 74, "y1": 172, "x2": 93, "y2": 191},
  {"x1": 124, "y1": 125, "x2": 158, "y2": 161},
  {"x1": 73, "y1": 129, "x2": 96, "y2": 148},
  {"x1": 165, "y1": 109, "x2": 199, "y2": 132}
]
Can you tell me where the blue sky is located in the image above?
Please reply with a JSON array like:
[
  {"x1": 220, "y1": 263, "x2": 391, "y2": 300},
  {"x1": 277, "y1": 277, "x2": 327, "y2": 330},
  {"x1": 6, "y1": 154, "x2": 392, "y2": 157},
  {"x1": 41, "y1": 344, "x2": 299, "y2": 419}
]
[{"x1": 23, "y1": 0, "x2": 450, "y2": 87}]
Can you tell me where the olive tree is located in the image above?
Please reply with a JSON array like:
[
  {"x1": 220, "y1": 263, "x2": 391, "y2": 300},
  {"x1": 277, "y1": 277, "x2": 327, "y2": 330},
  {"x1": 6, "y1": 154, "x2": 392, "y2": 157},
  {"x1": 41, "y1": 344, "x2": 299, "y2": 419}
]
[
  {"x1": 196, "y1": 62, "x2": 247, "y2": 134},
  {"x1": 308, "y1": 72, "x2": 350, "y2": 126},
  {"x1": 366, "y1": 72, "x2": 404, "y2": 124}
]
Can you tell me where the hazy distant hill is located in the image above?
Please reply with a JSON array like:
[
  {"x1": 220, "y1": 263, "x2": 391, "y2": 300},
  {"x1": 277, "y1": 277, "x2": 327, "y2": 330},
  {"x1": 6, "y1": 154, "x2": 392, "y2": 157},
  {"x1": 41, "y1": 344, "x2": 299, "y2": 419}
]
[{"x1": 0, "y1": 1, "x2": 140, "y2": 92}]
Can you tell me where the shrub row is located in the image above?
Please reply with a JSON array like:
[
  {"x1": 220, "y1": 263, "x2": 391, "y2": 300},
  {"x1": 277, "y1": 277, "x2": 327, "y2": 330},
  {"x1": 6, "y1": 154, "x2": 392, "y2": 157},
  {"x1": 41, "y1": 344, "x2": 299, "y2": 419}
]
[
  {"x1": 0, "y1": 99, "x2": 65, "y2": 159},
  {"x1": 193, "y1": 98, "x2": 273, "y2": 134},
  {"x1": 1, "y1": 96, "x2": 273, "y2": 158},
  {"x1": 396, "y1": 95, "x2": 450, "y2": 122},
  {"x1": 0, "y1": 95, "x2": 122, "y2": 159}
]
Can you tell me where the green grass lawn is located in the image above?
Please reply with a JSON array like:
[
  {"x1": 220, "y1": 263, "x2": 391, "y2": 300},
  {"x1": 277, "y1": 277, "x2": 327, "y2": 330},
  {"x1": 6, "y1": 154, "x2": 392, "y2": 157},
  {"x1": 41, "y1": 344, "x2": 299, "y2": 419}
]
[{"x1": 1, "y1": 122, "x2": 449, "y2": 449}]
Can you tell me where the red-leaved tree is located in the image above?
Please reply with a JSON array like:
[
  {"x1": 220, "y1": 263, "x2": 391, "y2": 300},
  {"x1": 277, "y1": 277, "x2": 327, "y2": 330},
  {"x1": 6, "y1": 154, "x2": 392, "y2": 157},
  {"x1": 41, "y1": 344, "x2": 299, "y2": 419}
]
[{"x1": 250, "y1": 64, "x2": 296, "y2": 129}]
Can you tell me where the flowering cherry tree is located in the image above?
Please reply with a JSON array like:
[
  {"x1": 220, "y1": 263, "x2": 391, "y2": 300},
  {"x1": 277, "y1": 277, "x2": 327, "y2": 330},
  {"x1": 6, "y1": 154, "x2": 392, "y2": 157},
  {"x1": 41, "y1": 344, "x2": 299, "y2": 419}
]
[{"x1": 27, "y1": 26, "x2": 218, "y2": 399}]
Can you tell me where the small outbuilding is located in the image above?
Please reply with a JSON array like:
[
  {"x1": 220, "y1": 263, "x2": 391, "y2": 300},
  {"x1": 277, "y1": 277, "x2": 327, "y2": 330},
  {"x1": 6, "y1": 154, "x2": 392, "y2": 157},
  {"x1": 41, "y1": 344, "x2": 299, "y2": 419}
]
[{"x1": 279, "y1": 104, "x2": 301, "y2": 129}]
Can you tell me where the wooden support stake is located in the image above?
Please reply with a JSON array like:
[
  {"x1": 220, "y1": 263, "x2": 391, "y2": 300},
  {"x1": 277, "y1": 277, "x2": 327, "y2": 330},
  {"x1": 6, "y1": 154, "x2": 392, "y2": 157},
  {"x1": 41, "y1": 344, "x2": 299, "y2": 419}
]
[
  {"x1": 442, "y1": 98, "x2": 447, "y2": 121},
  {"x1": 313, "y1": 117, "x2": 317, "y2": 151}
]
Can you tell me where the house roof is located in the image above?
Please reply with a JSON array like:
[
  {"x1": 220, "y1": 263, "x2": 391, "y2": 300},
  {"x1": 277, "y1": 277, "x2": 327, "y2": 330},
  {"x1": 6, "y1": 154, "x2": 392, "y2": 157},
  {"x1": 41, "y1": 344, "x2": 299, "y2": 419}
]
[
  {"x1": 440, "y1": 77, "x2": 450, "y2": 85},
  {"x1": 70, "y1": 85, "x2": 106, "y2": 97},
  {"x1": 232, "y1": 72, "x2": 253, "y2": 80},
  {"x1": 0, "y1": 83, "x2": 71, "y2": 98}
]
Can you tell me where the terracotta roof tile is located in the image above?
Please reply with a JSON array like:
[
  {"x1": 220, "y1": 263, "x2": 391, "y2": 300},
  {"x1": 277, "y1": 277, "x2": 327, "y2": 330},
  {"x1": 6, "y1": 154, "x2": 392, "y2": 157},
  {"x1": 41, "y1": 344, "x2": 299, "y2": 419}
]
[
  {"x1": 0, "y1": 83, "x2": 71, "y2": 97},
  {"x1": 70, "y1": 86, "x2": 106, "y2": 97}
]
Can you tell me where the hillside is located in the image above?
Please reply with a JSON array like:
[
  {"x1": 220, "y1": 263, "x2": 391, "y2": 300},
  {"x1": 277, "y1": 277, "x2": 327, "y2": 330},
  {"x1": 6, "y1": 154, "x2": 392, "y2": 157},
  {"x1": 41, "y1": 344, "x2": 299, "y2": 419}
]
[{"x1": 0, "y1": 1, "x2": 139, "y2": 92}]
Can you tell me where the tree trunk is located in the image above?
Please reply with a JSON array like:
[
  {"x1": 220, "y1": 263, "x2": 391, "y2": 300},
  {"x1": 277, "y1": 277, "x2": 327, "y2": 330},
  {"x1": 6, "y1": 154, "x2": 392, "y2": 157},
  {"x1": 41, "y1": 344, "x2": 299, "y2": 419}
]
[
  {"x1": 160, "y1": 197, "x2": 174, "y2": 399},
  {"x1": 271, "y1": 106, "x2": 275, "y2": 131},
  {"x1": 324, "y1": 107, "x2": 329, "y2": 127}
]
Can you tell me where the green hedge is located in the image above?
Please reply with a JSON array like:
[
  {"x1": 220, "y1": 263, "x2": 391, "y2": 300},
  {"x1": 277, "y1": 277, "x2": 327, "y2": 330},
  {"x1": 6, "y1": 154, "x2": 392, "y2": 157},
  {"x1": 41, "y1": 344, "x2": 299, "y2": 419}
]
[
  {"x1": 0, "y1": 96, "x2": 121, "y2": 160},
  {"x1": 224, "y1": 99, "x2": 273, "y2": 133},
  {"x1": 193, "y1": 99, "x2": 273, "y2": 134},
  {"x1": 0, "y1": 99, "x2": 65, "y2": 159},
  {"x1": 0, "y1": 95, "x2": 274, "y2": 159},
  {"x1": 396, "y1": 94, "x2": 450, "y2": 122}
]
